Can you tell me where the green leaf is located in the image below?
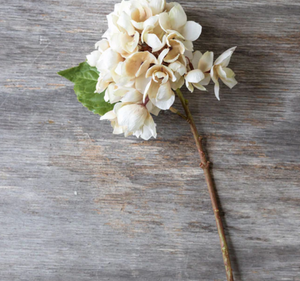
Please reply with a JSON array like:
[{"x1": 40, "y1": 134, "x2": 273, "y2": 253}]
[{"x1": 58, "y1": 62, "x2": 114, "y2": 116}]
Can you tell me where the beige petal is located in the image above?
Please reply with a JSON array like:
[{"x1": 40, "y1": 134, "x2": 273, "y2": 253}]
[
  {"x1": 166, "y1": 31, "x2": 184, "y2": 46},
  {"x1": 158, "y1": 48, "x2": 170, "y2": 64},
  {"x1": 123, "y1": 51, "x2": 157, "y2": 79},
  {"x1": 136, "y1": 75, "x2": 152, "y2": 96},
  {"x1": 164, "y1": 39, "x2": 185, "y2": 63},
  {"x1": 146, "y1": 64, "x2": 176, "y2": 82},
  {"x1": 198, "y1": 51, "x2": 214, "y2": 72}
]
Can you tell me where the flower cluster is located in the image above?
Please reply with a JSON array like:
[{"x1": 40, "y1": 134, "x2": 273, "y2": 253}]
[{"x1": 87, "y1": 0, "x2": 237, "y2": 140}]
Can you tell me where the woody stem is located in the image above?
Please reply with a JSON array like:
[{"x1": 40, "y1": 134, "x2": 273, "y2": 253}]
[{"x1": 175, "y1": 88, "x2": 234, "y2": 281}]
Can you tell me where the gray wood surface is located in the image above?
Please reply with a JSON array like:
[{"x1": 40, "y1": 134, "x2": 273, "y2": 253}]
[{"x1": 1, "y1": 0, "x2": 299, "y2": 280}]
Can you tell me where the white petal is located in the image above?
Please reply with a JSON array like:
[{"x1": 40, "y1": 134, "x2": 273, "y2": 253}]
[
  {"x1": 144, "y1": 33, "x2": 165, "y2": 52},
  {"x1": 220, "y1": 67, "x2": 238, "y2": 89},
  {"x1": 109, "y1": 33, "x2": 124, "y2": 54},
  {"x1": 96, "y1": 73, "x2": 112, "y2": 93},
  {"x1": 100, "y1": 110, "x2": 116, "y2": 121},
  {"x1": 143, "y1": 15, "x2": 159, "y2": 29},
  {"x1": 105, "y1": 84, "x2": 130, "y2": 103},
  {"x1": 182, "y1": 40, "x2": 194, "y2": 51},
  {"x1": 117, "y1": 12, "x2": 136, "y2": 36},
  {"x1": 181, "y1": 21, "x2": 202, "y2": 41},
  {"x1": 146, "y1": 64, "x2": 176, "y2": 82},
  {"x1": 106, "y1": 13, "x2": 120, "y2": 34},
  {"x1": 136, "y1": 76, "x2": 152, "y2": 95},
  {"x1": 169, "y1": 3, "x2": 187, "y2": 30},
  {"x1": 140, "y1": 126, "x2": 153, "y2": 140},
  {"x1": 113, "y1": 124, "x2": 125, "y2": 135},
  {"x1": 141, "y1": 115, "x2": 157, "y2": 140},
  {"x1": 97, "y1": 48, "x2": 123, "y2": 72},
  {"x1": 186, "y1": 80, "x2": 194, "y2": 93},
  {"x1": 221, "y1": 77, "x2": 238, "y2": 89},
  {"x1": 147, "y1": 80, "x2": 159, "y2": 103},
  {"x1": 223, "y1": 67, "x2": 236, "y2": 79},
  {"x1": 193, "y1": 83, "x2": 207, "y2": 91},
  {"x1": 159, "y1": 12, "x2": 171, "y2": 32},
  {"x1": 214, "y1": 82, "x2": 220, "y2": 100},
  {"x1": 217, "y1": 65, "x2": 227, "y2": 79},
  {"x1": 95, "y1": 39, "x2": 110, "y2": 52},
  {"x1": 169, "y1": 61, "x2": 187, "y2": 76},
  {"x1": 148, "y1": 0, "x2": 166, "y2": 15},
  {"x1": 123, "y1": 51, "x2": 157, "y2": 79},
  {"x1": 214, "y1": 46, "x2": 237, "y2": 67},
  {"x1": 164, "y1": 39, "x2": 185, "y2": 63},
  {"x1": 165, "y1": 2, "x2": 176, "y2": 11},
  {"x1": 115, "y1": 62, "x2": 124, "y2": 76},
  {"x1": 185, "y1": 69, "x2": 205, "y2": 83},
  {"x1": 153, "y1": 82, "x2": 175, "y2": 110},
  {"x1": 211, "y1": 67, "x2": 220, "y2": 100},
  {"x1": 121, "y1": 90, "x2": 143, "y2": 103},
  {"x1": 191, "y1": 51, "x2": 202, "y2": 69},
  {"x1": 120, "y1": 31, "x2": 139, "y2": 54},
  {"x1": 86, "y1": 51, "x2": 101, "y2": 67},
  {"x1": 166, "y1": 31, "x2": 184, "y2": 46},
  {"x1": 171, "y1": 75, "x2": 185, "y2": 90},
  {"x1": 117, "y1": 104, "x2": 148, "y2": 132},
  {"x1": 131, "y1": 20, "x2": 144, "y2": 30},
  {"x1": 199, "y1": 73, "x2": 211, "y2": 86},
  {"x1": 146, "y1": 100, "x2": 161, "y2": 116}
]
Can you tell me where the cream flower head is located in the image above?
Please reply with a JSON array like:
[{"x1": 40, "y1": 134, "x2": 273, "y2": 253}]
[{"x1": 85, "y1": 0, "x2": 237, "y2": 140}]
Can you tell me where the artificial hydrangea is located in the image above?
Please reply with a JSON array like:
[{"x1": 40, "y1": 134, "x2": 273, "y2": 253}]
[{"x1": 86, "y1": 0, "x2": 237, "y2": 140}]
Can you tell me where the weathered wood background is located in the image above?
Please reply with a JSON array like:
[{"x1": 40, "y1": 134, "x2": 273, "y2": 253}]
[{"x1": 0, "y1": 0, "x2": 299, "y2": 280}]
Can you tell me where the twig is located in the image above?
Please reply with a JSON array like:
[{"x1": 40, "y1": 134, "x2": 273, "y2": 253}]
[
  {"x1": 176, "y1": 88, "x2": 234, "y2": 281},
  {"x1": 169, "y1": 106, "x2": 188, "y2": 121}
]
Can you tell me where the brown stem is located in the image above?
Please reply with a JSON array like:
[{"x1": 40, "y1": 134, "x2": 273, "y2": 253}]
[{"x1": 176, "y1": 89, "x2": 234, "y2": 281}]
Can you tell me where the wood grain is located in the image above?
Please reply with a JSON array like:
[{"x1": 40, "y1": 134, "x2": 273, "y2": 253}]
[{"x1": 0, "y1": 0, "x2": 299, "y2": 280}]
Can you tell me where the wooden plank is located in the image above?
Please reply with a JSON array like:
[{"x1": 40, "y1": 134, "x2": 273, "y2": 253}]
[{"x1": 0, "y1": 0, "x2": 299, "y2": 280}]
